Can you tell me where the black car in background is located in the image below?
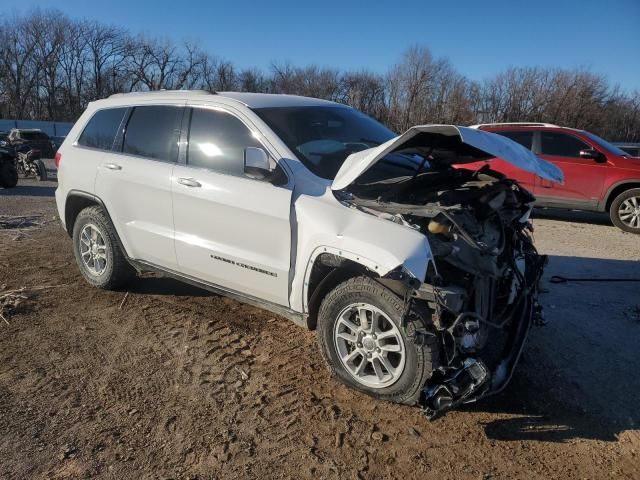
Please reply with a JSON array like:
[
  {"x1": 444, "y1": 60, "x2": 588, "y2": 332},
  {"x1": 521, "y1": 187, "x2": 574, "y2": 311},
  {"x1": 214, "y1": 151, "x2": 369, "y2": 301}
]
[
  {"x1": 6, "y1": 128, "x2": 55, "y2": 158},
  {"x1": 49, "y1": 135, "x2": 66, "y2": 153}
]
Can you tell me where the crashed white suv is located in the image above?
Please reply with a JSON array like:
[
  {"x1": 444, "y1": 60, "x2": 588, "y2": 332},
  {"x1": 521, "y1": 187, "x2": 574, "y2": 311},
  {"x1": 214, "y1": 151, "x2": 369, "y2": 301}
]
[{"x1": 55, "y1": 91, "x2": 562, "y2": 417}]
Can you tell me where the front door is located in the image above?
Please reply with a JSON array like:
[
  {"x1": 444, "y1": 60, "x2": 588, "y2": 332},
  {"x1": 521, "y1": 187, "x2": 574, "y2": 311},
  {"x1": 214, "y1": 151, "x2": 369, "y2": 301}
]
[
  {"x1": 535, "y1": 131, "x2": 606, "y2": 209},
  {"x1": 172, "y1": 106, "x2": 292, "y2": 306}
]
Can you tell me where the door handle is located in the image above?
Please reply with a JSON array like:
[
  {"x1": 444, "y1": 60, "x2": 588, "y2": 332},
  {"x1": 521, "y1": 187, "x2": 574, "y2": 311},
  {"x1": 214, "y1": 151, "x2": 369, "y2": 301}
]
[
  {"x1": 102, "y1": 163, "x2": 122, "y2": 171},
  {"x1": 177, "y1": 177, "x2": 202, "y2": 187}
]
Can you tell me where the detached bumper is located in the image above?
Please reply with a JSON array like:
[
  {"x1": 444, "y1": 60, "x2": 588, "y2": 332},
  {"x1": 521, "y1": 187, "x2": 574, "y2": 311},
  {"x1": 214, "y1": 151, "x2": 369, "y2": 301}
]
[{"x1": 421, "y1": 255, "x2": 545, "y2": 419}]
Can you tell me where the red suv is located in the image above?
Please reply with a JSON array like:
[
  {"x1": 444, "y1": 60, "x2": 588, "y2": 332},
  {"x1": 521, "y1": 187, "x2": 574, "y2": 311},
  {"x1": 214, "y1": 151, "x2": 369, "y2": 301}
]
[{"x1": 469, "y1": 123, "x2": 640, "y2": 233}]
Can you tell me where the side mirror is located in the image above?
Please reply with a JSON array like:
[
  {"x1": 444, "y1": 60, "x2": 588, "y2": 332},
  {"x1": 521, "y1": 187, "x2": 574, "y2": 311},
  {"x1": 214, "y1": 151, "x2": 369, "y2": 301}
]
[
  {"x1": 579, "y1": 149, "x2": 606, "y2": 163},
  {"x1": 244, "y1": 147, "x2": 272, "y2": 180}
]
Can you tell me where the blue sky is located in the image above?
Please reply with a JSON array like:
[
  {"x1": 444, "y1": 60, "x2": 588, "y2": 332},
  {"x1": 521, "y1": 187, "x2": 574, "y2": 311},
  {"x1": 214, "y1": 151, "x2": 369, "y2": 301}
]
[{"x1": 6, "y1": 0, "x2": 640, "y2": 91}]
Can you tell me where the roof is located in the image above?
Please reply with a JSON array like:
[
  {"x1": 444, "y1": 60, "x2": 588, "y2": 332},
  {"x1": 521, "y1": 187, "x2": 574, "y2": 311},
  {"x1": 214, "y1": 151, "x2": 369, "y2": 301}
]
[
  {"x1": 216, "y1": 92, "x2": 340, "y2": 108},
  {"x1": 106, "y1": 89, "x2": 342, "y2": 109}
]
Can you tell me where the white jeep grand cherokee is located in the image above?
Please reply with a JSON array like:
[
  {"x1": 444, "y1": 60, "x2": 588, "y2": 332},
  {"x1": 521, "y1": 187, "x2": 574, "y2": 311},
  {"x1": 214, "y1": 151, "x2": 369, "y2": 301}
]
[{"x1": 55, "y1": 90, "x2": 562, "y2": 417}]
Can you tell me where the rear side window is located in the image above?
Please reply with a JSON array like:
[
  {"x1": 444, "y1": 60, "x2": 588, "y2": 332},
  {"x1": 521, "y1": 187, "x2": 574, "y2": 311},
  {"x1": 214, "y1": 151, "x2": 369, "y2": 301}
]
[
  {"x1": 540, "y1": 132, "x2": 589, "y2": 158},
  {"x1": 496, "y1": 131, "x2": 533, "y2": 150},
  {"x1": 123, "y1": 106, "x2": 182, "y2": 162},
  {"x1": 187, "y1": 108, "x2": 261, "y2": 175},
  {"x1": 78, "y1": 108, "x2": 127, "y2": 150}
]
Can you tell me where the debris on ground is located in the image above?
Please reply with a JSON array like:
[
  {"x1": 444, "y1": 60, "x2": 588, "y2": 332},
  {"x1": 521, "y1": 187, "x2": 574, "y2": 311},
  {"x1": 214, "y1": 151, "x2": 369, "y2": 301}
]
[
  {"x1": 59, "y1": 444, "x2": 78, "y2": 460},
  {"x1": 0, "y1": 284, "x2": 67, "y2": 324},
  {"x1": 119, "y1": 292, "x2": 130, "y2": 310},
  {"x1": 0, "y1": 215, "x2": 47, "y2": 241}
]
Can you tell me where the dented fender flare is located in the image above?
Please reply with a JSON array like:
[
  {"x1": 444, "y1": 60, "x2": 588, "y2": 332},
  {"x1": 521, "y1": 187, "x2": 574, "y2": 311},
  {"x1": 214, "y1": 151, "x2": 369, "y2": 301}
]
[{"x1": 301, "y1": 245, "x2": 431, "y2": 315}]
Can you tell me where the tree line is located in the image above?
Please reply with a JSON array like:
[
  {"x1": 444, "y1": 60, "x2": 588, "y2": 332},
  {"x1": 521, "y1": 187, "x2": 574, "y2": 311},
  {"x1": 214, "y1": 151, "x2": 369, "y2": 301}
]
[{"x1": 1, "y1": 9, "x2": 638, "y2": 141}]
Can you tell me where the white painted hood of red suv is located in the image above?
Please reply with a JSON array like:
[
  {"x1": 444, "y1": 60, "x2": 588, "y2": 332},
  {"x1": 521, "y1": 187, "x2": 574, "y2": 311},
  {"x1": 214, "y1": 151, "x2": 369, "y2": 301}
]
[{"x1": 331, "y1": 124, "x2": 564, "y2": 191}]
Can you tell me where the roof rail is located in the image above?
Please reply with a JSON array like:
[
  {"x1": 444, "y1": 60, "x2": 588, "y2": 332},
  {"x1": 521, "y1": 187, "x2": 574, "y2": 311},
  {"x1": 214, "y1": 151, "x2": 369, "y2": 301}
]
[
  {"x1": 470, "y1": 122, "x2": 560, "y2": 129},
  {"x1": 108, "y1": 89, "x2": 215, "y2": 98}
]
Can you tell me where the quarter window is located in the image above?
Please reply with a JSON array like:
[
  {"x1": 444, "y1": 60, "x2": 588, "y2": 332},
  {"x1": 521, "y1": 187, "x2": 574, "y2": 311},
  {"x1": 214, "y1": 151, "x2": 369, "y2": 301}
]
[
  {"x1": 187, "y1": 108, "x2": 262, "y2": 175},
  {"x1": 540, "y1": 132, "x2": 589, "y2": 158},
  {"x1": 123, "y1": 106, "x2": 182, "y2": 162},
  {"x1": 78, "y1": 108, "x2": 127, "y2": 151},
  {"x1": 496, "y1": 131, "x2": 533, "y2": 150}
]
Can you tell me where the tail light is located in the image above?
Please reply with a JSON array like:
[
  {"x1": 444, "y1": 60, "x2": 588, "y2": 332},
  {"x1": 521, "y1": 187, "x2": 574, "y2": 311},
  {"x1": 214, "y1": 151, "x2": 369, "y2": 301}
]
[{"x1": 54, "y1": 151, "x2": 62, "y2": 168}]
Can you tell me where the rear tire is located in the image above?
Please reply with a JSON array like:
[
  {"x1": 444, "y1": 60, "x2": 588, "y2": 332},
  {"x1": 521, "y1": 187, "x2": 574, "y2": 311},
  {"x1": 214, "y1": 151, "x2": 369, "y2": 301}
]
[
  {"x1": 610, "y1": 188, "x2": 640, "y2": 234},
  {"x1": 72, "y1": 206, "x2": 135, "y2": 289},
  {"x1": 317, "y1": 276, "x2": 438, "y2": 405},
  {"x1": 0, "y1": 161, "x2": 18, "y2": 188}
]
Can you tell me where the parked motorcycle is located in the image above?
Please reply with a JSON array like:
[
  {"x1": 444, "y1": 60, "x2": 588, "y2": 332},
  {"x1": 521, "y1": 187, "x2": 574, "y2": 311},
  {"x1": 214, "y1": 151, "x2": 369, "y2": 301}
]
[{"x1": 15, "y1": 145, "x2": 47, "y2": 181}]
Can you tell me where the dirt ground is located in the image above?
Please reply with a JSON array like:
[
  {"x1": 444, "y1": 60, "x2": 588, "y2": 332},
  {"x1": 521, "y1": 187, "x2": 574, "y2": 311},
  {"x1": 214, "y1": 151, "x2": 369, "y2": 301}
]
[{"x1": 1, "y1": 177, "x2": 639, "y2": 480}]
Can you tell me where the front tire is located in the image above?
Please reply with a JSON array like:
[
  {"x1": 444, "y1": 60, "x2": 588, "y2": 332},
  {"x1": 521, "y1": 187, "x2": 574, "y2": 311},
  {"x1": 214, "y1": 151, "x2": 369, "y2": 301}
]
[
  {"x1": 317, "y1": 276, "x2": 438, "y2": 405},
  {"x1": 610, "y1": 188, "x2": 640, "y2": 233},
  {"x1": 72, "y1": 206, "x2": 134, "y2": 289}
]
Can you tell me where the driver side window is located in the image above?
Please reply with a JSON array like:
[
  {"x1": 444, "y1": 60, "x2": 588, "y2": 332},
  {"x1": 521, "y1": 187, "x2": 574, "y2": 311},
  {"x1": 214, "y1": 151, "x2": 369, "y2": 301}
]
[
  {"x1": 187, "y1": 108, "x2": 262, "y2": 176},
  {"x1": 540, "y1": 132, "x2": 589, "y2": 158}
]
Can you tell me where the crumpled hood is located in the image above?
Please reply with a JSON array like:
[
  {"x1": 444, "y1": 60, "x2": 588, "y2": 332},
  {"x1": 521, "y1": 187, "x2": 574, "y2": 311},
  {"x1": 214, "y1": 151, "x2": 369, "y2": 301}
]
[{"x1": 331, "y1": 125, "x2": 564, "y2": 190}]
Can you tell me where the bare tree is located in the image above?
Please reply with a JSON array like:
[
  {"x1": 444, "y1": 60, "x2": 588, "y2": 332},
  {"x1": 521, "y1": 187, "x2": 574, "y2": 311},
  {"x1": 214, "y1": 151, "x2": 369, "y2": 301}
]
[
  {"x1": 83, "y1": 21, "x2": 127, "y2": 98},
  {"x1": 341, "y1": 70, "x2": 386, "y2": 120},
  {"x1": 0, "y1": 13, "x2": 41, "y2": 118}
]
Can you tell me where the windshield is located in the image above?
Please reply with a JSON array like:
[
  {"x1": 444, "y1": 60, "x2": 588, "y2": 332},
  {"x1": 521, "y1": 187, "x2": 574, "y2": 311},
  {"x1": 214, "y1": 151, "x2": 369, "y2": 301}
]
[
  {"x1": 253, "y1": 106, "x2": 424, "y2": 180},
  {"x1": 581, "y1": 131, "x2": 629, "y2": 157}
]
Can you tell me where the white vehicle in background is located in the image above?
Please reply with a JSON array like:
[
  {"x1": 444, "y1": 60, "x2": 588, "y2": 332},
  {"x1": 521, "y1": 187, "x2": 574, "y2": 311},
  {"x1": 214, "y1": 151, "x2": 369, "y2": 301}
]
[{"x1": 55, "y1": 91, "x2": 561, "y2": 417}]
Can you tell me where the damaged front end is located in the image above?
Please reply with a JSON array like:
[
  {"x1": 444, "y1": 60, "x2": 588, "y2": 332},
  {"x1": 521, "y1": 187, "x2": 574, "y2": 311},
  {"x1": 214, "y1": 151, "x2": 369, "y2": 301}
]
[{"x1": 332, "y1": 126, "x2": 557, "y2": 418}]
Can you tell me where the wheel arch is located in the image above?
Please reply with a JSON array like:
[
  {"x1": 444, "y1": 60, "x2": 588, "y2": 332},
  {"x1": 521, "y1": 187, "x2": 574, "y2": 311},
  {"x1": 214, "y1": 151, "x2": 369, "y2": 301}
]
[
  {"x1": 304, "y1": 251, "x2": 421, "y2": 331},
  {"x1": 305, "y1": 252, "x2": 373, "y2": 330},
  {"x1": 64, "y1": 190, "x2": 131, "y2": 261},
  {"x1": 603, "y1": 180, "x2": 640, "y2": 212}
]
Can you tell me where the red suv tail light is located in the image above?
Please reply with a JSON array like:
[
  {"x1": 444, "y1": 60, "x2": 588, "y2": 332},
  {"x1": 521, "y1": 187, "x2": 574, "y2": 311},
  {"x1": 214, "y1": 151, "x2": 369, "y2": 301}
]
[{"x1": 54, "y1": 151, "x2": 62, "y2": 168}]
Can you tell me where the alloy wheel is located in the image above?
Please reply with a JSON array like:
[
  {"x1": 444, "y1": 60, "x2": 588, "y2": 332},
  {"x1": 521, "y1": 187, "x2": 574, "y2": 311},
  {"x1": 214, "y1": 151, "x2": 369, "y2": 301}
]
[
  {"x1": 79, "y1": 223, "x2": 108, "y2": 276},
  {"x1": 618, "y1": 195, "x2": 640, "y2": 229},
  {"x1": 333, "y1": 303, "x2": 406, "y2": 389}
]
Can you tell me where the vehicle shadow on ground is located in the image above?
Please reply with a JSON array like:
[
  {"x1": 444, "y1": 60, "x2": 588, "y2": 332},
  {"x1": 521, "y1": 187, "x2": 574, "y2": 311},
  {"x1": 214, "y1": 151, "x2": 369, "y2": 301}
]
[
  {"x1": 532, "y1": 207, "x2": 611, "y2": 226},
  {"x1": 468, "y1": 254, "x2": 640, "y2": 443},
  {"x1": 0, "y1": 184, "x2": 56, "y2": 197},
  {"x1": 466, "y1": 371, "x2": 624, "y2": 443}
]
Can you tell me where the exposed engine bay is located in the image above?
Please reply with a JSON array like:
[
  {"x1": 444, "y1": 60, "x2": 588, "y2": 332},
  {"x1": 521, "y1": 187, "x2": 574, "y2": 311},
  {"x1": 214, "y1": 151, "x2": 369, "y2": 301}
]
[{"x1": 339, "y1": 164, "x2": 546, "y2": 418}]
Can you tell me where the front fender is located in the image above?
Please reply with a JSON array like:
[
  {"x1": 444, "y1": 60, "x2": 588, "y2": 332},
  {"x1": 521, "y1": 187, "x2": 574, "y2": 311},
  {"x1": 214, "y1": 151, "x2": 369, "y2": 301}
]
[{"x1": 289, "y1": 191, "x2": 431, "y2": 313}]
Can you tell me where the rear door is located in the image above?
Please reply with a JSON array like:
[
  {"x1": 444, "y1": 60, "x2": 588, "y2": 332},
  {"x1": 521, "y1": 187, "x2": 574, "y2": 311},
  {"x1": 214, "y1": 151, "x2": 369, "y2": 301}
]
[
  {"x1": 95, "y1": 104, "x2": 182, "y2": 269},
  {"x1": 70, "y1": 107, "x2": 128, "y2": 200},
  {"x1": 172, "y1": 105, "x2": 293, "y2": 306},
  {"x1": 535, "y1": 131, "x2": 606, "y2": 209}
]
